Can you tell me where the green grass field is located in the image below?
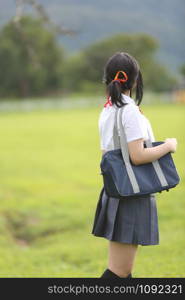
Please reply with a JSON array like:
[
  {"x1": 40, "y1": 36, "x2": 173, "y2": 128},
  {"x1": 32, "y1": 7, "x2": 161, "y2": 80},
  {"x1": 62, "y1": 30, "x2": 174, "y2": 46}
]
[{"x1": 0, "y1": 101, "x2": 184, "y2": 277}]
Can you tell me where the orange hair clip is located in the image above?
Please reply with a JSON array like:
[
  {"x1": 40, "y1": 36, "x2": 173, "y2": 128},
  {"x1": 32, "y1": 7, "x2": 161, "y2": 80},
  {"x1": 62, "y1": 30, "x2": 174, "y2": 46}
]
[{"x1": 113, "y1": 71, "x2": 128, "y2": 83}]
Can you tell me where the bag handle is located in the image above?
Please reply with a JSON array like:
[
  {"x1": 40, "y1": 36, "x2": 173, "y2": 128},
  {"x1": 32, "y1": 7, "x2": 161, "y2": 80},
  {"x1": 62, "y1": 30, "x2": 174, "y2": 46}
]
[
  {"x1": 113, "y1": 106, "x2": 168, "y2": 192},
  {"x1": 113, "y1": 107, "x2": 140, "y2": 193}
]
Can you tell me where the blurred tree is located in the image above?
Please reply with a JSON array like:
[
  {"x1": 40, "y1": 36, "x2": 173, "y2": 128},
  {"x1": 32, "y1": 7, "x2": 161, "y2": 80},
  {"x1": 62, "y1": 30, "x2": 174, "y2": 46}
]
[
  {"x1": 0, "y1": 16, "x2": 64, "y2": 97},
  {"x1": 180, "y1": 64, "x2": 185, "y2": 77},
  {"x1": 14, "y1": 0, "x2": 75, "y2": 36},
  {"x1": 63, "y1": 33, "x2": 176, "y2": 92}
]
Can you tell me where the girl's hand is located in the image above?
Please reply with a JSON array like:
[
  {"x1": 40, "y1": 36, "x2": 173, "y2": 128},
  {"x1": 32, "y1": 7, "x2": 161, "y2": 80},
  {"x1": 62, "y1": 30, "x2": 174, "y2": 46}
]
[{"x1": 164, "y1": 138, "x2": 177, "y2": 153}]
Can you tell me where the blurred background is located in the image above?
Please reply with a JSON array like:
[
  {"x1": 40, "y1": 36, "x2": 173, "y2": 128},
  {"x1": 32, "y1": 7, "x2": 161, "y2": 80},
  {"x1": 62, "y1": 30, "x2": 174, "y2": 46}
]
[{"x1": 0, "y1": 0, "x2": 184, "y2": 277}]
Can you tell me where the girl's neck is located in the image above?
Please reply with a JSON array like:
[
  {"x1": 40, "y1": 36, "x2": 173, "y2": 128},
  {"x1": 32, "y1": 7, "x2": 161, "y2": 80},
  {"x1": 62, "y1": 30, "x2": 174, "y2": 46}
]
[{"x1": 122, "y1": 90, "x2": 130, "y2": 96}]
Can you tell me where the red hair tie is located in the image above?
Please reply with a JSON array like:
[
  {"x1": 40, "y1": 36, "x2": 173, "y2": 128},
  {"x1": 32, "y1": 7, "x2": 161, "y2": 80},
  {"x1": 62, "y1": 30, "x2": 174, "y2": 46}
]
[
  {"x1": 104, "y1": 96, "x2": 112, "y2": 107},
  {"x1": 113, "y1": 70, "x2": 128, "y2": 83}
]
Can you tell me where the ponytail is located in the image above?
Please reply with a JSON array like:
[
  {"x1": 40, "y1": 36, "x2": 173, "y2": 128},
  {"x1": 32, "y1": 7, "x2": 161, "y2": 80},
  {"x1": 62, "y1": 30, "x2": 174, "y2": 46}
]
[
  {"x1": 107, "y1": 70, "x2": 129, "y2": 107},
  {"x1": 135, "y1": 70, "x2": 143, "y2": 106},
  {"x1": 108, "y1": 81, "x2": 124, "y2": 108}
]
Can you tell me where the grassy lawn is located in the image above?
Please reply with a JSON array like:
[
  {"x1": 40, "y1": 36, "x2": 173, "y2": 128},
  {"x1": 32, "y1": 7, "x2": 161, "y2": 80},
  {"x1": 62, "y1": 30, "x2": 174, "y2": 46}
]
[{"x1": 0, "y1": 100, "x2": 184, "y2": 277}]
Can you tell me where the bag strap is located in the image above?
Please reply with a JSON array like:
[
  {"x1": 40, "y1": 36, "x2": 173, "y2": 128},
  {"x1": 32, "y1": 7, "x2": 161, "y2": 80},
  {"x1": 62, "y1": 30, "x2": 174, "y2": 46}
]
[
  {"x1": 113, "y1": 107, "x2": 140, "y2": 193},
  {"x1": 137, "y1": 115, "x2": 168, "y2": 187},
  {"x1": 113, "y1": 106, "x2": 168, "y2": 192},
  {"x1": 112, "y1": 108, "x2": 120, "y2": 149},
  {"x1": 144, "y1": 139, "x2": 168, "y2": 188}
]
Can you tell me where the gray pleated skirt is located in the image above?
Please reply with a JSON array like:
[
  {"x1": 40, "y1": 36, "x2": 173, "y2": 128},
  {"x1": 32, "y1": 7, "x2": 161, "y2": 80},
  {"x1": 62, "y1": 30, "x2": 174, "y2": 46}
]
[{"x1": 91, "y1": 187, "x2": 159, "y2": 245}]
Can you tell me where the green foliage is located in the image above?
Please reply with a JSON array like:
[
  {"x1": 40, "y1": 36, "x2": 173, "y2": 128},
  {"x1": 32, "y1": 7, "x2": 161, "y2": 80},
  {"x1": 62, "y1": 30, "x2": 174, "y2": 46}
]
[
  {"x1": 180, "y1": 64, "x2": 185, "y2": 77},
  {"x1": 0, "y1": 16, "x2": 64, "y2": 97},
  {"x1": 0, "y1": 17, "x2": 178, "y2": 98},
  {"x1": 0, "y1": 100, "x2": 184, "y2": 277},
  {"x1": 0, "y1": 0, "x2": 184, "y2": 70},
  {"x1": 63, "y1": 33, "x2": 176, "y2": 93},
  {"x1": 145, "y1": 64, "x2": 177, "y2": 92}
]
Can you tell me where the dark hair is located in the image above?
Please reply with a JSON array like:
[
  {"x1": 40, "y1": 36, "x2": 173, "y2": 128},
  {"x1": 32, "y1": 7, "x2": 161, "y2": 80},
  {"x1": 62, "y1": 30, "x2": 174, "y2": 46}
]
[{"x1": 103, "y1": 52, "x2": 143, "y2": 107}]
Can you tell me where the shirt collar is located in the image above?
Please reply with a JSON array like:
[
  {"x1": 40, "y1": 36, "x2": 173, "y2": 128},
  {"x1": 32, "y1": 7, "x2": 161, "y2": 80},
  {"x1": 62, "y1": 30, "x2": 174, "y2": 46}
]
[
  {"x1": 111, "y1": 94, "x2": 136, "y2": 107},
  {"x1": 104, "y1": 94, "x2": 136, "y2": 108},
  {"x1": 120, "y1": 94, "x2": 136, "y2": 105}
]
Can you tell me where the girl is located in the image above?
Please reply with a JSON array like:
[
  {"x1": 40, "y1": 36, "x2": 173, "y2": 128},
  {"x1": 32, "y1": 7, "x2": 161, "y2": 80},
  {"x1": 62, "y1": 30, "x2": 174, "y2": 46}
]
[{"x1": 91, "y1": 52, "x2": 177, "y2": 278}]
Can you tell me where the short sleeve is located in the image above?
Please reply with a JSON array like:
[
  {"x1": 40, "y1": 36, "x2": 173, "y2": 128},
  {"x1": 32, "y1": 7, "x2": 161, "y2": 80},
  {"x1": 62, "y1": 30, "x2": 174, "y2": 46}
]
[{"x1": 121, "y1": 104, "x2": 146, "y2": 142}]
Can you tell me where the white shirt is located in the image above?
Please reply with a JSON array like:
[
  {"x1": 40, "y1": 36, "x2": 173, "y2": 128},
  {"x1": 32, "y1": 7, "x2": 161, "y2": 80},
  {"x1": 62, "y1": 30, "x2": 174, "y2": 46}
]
[{"x1": 98, "y1": 94, "x2": 155, "y2": 151}]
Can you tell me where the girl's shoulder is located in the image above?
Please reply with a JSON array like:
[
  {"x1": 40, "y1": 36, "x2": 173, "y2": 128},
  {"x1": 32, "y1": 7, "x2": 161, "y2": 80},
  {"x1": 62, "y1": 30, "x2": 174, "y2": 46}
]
[{"x1": 113, "y1": 102, "x2": 142, "y2": 116}]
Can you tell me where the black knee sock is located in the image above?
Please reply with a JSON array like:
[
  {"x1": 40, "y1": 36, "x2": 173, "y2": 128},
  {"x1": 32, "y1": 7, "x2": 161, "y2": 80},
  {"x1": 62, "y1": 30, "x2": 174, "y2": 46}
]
[
  {"x1": 100, "y1": 268, "x2": 120, "y2": 278},
  {"x1": 100, "y1": 268, "x2": 132, "y2": 278}
]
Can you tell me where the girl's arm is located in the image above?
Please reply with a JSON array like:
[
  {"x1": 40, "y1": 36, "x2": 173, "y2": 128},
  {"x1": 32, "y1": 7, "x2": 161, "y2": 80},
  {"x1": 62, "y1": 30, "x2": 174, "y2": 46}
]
[{"x1": 128, "y1": 138, "x2": 177, "y2": 165}]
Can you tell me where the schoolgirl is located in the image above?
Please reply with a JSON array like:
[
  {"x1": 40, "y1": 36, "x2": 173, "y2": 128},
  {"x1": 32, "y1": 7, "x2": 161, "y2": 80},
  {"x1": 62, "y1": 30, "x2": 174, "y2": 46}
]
[{"x1": 91, "y1": 52, "x2": 177, "y2": 278}]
